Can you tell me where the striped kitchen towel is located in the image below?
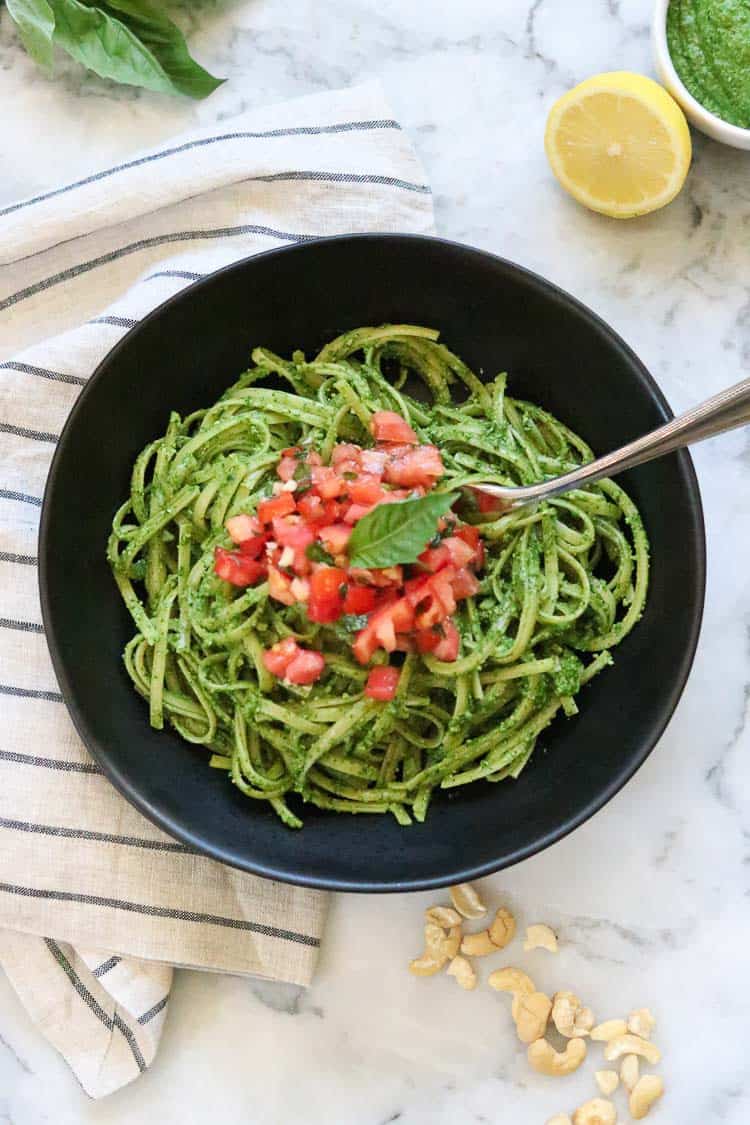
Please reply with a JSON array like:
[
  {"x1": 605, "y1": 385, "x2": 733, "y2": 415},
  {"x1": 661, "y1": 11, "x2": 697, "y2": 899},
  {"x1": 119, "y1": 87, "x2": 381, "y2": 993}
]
[{"x1": 0, "y1": 80, "x2": 434, "y2": 1098}]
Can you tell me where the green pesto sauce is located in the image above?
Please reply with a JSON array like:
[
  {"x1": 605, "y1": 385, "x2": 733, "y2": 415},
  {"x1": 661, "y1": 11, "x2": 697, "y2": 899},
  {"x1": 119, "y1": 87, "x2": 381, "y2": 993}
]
[{"x1": 667, "y1": 0, "x2": 750, "y2": 128}]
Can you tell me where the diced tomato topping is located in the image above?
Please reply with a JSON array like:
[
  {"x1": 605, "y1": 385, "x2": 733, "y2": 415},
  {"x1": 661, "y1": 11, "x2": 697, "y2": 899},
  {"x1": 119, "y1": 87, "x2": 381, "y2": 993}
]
[
  {"x1": 474, "y1": 488, "x2": 504, "y2": 514},
  {"x1": 443, "y1": 535, "x2": 475, "y2": 568},
  {"x1": 307, "y1": 567, "x2": 347, "y2": 623},
  {"x1": 318, "y1": 523, "x2": 352, "y2": 556},
  {"x1": 348, "y1": 475, "x2": 385, "y2": 505},
  {"x1": 454, "y1": 523, "x2": 485, "y2": 568},
  {"x1": 370, "y1": 411, "x2": 418, "y2": 444},
  {"x1": 432, "y1": 619, "x2": 460, "y2": 662},
  {"x1": 214, "y1": 548, "x2": 266, "y2": 588},
  {"x1": 284, "y1": 649, "x2": 325, "y2": 685},
  {"x1": 225, "y1": 513, "x2": 262, "y2": 545},
  {"x1": 383, "y1": 445, "x2": 444, "y2": 488},
  {"x1": 342, "y1": 584, "x2": 378, "y2": 615},
  {"x1": 349, "y1": 566, "x2": 404, "y2": 588},
  {"x1": 415, "y1": 626, "x2": 442, "y2": 653},
  {"x1": 365, "y1": 665, "x2": 401, "y2": 701},
  {"x1": 268, "y1": 565, "x2": 295, "y2": 605},
  {"x1": 235, "y1": 534, "x2": 269, "y2": 559},
  {"x1": 343, "y1": 502, "x2": 376, "y2": 525},
  {"x1": 258, "y1": 492, "x2": 296, "y2": 524},
  {"x1": 417, "y1": 544, "x2": 453, "y2": 573},
  {"x1": 296, "y1": 493, "x2": 328, "y2": 525},
  {"x1": 331, "y1": 443, "x2": 361, "y2": 467},
  {"x1": 277, "y1": 456, "x2": 298, "y2": 482},
  {"x1": 262, "y1": 638, "x2": 299, "y2": 676},
  {"x1": 451, "y1": 567, "x2": 480, "y2": 599},
  {"x1": 272, "y1": 517, "x2": 315, "y2": 551},
  {"x1": 247, "y1": 423, "x2": 484, "y2": 669},
  {"x1": 361, "y1": 449, "x2": 388, "y2": 475},
  {"x1": 310, "y1": 465, "x2": 346, "y2": 499}
]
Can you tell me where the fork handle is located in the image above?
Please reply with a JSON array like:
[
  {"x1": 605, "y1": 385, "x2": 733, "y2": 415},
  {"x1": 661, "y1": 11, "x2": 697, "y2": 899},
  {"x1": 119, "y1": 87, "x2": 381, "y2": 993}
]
[{"x1": 479, "y1": 376, "x2": 750, "y2": 508}]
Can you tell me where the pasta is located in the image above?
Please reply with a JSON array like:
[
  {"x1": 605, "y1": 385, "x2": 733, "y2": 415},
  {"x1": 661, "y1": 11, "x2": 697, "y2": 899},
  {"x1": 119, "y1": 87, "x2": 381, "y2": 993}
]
[{"x1": 107, "y1": 325, "x2": 649, "y2": 827}]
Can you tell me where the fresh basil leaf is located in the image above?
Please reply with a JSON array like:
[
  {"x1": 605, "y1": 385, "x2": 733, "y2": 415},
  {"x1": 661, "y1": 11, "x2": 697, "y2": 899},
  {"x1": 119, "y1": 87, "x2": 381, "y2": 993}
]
[
  {"x1": 306, "y1": 542, "x2": 334, "y2": 565},
  {"x1": 5, "y1": 0, "x2": 55, "y2": 69},
  {"x1": 347, "y1": 492, "x2": 459, "y2": 569},
  {"x1": 47, "y1": 0, "x2": 222, "y2": 98},
  {"x1": 95, "y1": 0, "x2": 223, "y2": 98}
]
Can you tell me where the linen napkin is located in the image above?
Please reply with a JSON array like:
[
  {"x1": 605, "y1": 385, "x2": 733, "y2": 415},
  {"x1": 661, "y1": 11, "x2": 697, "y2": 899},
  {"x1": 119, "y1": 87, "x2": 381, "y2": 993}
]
[{"x1": 0, "y1": 80, "x2": 434, "y2": 1098}]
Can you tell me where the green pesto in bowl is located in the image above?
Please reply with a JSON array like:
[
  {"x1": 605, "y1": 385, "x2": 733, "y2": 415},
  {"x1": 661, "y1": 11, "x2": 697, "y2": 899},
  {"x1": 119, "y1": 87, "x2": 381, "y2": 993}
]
[{"x1": 667, "y1": 0, "x2": 750, "y2": 129}]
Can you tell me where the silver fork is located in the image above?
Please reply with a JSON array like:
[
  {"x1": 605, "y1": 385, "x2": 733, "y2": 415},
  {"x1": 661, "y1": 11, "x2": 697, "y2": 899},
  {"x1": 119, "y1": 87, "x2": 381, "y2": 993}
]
[{"x1": 474, "y1": 376, "x2": 750, "y2": 510}]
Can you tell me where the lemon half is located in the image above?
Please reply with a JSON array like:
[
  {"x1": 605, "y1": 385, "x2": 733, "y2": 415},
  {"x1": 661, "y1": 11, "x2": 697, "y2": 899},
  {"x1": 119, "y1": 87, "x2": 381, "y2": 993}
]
[{"x1": 545, "y1": 72, "x2": 692, "y2": 219}]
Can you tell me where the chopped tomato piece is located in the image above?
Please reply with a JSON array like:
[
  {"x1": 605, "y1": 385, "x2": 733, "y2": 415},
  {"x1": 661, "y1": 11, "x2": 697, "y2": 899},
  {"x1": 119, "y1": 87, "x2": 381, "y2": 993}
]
[
  {"x1": 342, "y1": 584, "x2": 378, "y2": 615},
  {"x1": 365, "y1": 666, "x2": 401, "y2": 701},
  {"x1": 310, "y1": 465, "x2": 346, "y2": 499},
  {"x1": 349, "y1": 566, "x2": 403, "y2": 588},
  {"x1": 432, "y1": 619, "x2": 460, "y2": 662},
  {"x1": 443, "y1": 535, "x2": 475, "y2": 568},
  {"x1": 454, "y1": 523, "x2": 485, "y2": 567},
  {"x1": 285, "y1": 649, "x2": 325, "y2": 684},
  {"x1": 383, "y1": 445, "x2": 444, "y2": 488},
  {"x1": 417, "y1": 544, "x2": 453, "y2": 573},
  {"x1": 268, "y1": 565, "x2": 295, "y2": 605},
  {"x1": 415, "y1": 626, "x2": 443, "y2": 653},
  {"x1": 225, "y1": 513, "x2": 262, "y2": 544},
  {"x1": 474, "y1": 489, "x2": 503, "y2": 514},
  {"x1": 343, "y1": 502, "x2": 376, "y2": 525},
  {"x1": 262, "y1": 638, "x2": 299, "y2": 676},
  {"x1": 430, "y1": 568, "x2": 457, "y2": 617},
  {"x1": 371, "y1": 597, "x2": 415, "y2": 652},
  {"x1": 352, "y1": 626, "x2": 379, "y2": 665},
  {"x1": 297, "y1": 493, "x2": 330, "y2": 525},
  {"x1": 277, "y1": 456, "x2": 298, "y2": 482},
  {"x1": 451, "y1": 567, "x2": 480, "y2": 599},
  {"x1": 214, "y1": 548, "x2": 266, "y2": 587},
  {"x1": 307, "y1": 567, "x2": 347, "y2": 623},
  {"x1": 272, "y1": 517, "x2": 315, "y2": 551},
  {"x1": 331, "y1": 443, "x2": 362, "y2": 468},
  {"x1": 348, "y1": 475, "x2": 385, "y2": 505},
  {"x1": 236, "y1": 533, "x2": 269, "y2": 559},
  {"x1": 258, "y1": 492, "x2": 296, "y2": 524},
  {"x1": 318, "y1": 523, "x2": 352, "y2": 555},
  {"x1": 370, "y1": 411, "x2": 418, "y2": 444},
  {"x1": 281, "y1": 446, "x2": 301, "y2": 459},
  {"x1": 360, "y1": 448, "x2": 388, "y2": 475}
]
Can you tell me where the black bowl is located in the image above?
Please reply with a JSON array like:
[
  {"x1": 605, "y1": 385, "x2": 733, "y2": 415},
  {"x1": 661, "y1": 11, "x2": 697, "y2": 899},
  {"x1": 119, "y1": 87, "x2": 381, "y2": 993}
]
[{"x1": 39, "y1": 235, "x2": 705, "y2": 892}]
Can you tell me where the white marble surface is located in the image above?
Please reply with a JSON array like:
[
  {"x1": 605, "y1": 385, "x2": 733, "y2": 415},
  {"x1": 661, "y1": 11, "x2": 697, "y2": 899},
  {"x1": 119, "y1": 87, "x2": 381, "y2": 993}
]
[{"x1": 2, "y1": 1, "x2": 750, "y2": 1122}]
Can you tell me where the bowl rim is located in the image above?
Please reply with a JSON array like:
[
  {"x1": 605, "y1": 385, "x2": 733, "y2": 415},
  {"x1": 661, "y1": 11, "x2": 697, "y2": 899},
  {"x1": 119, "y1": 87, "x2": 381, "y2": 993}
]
[
  {"x1": 38, "y1": 233, "x2": 707, "y2": 892},
  {"x1": 652, "y1": 0, "x2": 750, "y2": 144}
]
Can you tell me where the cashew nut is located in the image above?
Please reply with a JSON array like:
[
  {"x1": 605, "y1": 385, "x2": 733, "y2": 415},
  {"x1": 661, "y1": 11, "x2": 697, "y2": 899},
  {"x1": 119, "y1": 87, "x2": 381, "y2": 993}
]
[
  {"x1": 594, "y1": 1070, "x2": 619, "y2": 1097},
  {"x1": 425, "y1": 905, "x2": 462, "y2": 928},
  {"x1": 546, "y1": 1117, "x2": 572, "y2": 1125},
  {"x1": 551, "y1": 991, "x2": 595, "y2": 1038},
  {"x1": 489, "y1": 906, "x2": 516, "y2": 949},
  {"x1": 629, "y1": 1075, "x2": 664, "y2": 1119},
  {"x1": 524, "y1": 923, "x2": 558, "y2": 953},
  {"x1": 627, "y1": 1007, "x2": 656, "y2": 1040},
  {"x1": 460, "y1": 930, "x2": 497, "y2": 957},
  {"x1": 590, "y1": 1019, "x2": 627, "y2": 1042},
  {"x1": 620, "y1": 1053, "x2": 640, "y2": 1092},
  {"x1": 410, "y1": 921, "x2": 461, "y2": 975},
  {"x1": 424, "y1": 920, "x2": 461, "y2": 963},
  {"x1": 408, "y1": 954, "x2": 443, "y2": 976},
  {"x1": 446, "y1": 955, "x2": 477, "y2": 991},
  {"x1": 527, "y1": 1037, "x2": 587, "y2": 1076},
  {"x1": 450, "y1": 882, "x2": 487, "y2": 919},
  {"x1": 604, "y1": 1034, "x2": 661, "y2": 1066},
  {"x1": 514, "y1": 990, "x2": 552, "y2": 1044},
  {"x1": 572, "y1": 1097, "x2": 616, "y2": 1125},
  {"x1": 488, "y1": 966, "x2": 535, "y2": 996}
]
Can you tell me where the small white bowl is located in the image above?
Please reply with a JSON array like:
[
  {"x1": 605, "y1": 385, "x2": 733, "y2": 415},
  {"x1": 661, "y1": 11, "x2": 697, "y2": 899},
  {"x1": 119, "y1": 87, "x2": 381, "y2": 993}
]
[{"x1": 652, "y1": 0, "x2": 750, "y2": 150}]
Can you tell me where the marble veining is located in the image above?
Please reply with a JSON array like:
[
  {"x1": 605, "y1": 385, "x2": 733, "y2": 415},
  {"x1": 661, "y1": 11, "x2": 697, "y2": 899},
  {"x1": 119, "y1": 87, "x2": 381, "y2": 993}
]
[{"x1": 2, "y1": 0, "x2": 750, "y2": 1121}]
